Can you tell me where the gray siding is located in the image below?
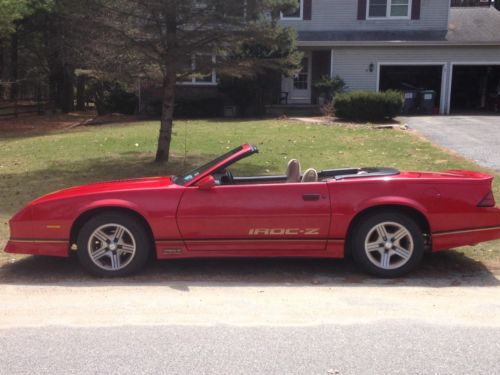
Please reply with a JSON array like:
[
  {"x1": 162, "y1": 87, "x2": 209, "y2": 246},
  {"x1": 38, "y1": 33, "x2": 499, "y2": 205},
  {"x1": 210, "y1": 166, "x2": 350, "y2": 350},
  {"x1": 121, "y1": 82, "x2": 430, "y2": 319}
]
[
  {"x1": 281, "y1": 0, "x2": 450, "y2": 31},
  {"x1": 331, "y1": 46, "x2": 500, "y2": 90},
  {"x1": 330, "y1": 45, "x2": 500, "y2": 112}
]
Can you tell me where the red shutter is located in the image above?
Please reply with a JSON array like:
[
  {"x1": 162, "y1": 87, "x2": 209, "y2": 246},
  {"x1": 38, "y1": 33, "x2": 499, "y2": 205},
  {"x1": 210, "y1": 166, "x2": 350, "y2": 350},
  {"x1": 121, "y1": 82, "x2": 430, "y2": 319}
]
[
  {"x1": 357, "y1": 0, "x2": 367, "y2": 20},
  {"x1": 303, "y1": 0, "x2": 312, "y2": 20},
  {"x1": 411, "y1": 0, "x2": 421, "y2": 20}
]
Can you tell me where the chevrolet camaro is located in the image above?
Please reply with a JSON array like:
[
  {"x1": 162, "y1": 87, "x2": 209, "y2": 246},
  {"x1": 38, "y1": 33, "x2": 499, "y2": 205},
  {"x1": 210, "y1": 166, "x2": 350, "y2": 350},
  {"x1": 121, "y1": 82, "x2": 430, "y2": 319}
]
[{"x1": 5, "y1": 144, "x2": 500, "y2": 277}]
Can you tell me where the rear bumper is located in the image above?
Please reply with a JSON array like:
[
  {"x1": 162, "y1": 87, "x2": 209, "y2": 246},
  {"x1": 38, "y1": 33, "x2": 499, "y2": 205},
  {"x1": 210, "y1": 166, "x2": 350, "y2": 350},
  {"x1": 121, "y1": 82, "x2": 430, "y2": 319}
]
[
  {"x1": 432, "y1": 225, "x2": 500, "y2": 251},
  {"x1": 4, "y1": 240, "x2": 69, "y2": 257}
]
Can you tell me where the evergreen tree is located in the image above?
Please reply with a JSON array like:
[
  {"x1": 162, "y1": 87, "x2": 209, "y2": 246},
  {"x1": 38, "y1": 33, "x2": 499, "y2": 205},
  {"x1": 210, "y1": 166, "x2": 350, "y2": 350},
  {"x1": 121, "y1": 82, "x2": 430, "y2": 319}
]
[{"x1": 88, "y1": 0, "x2": 302, "y2": 162}]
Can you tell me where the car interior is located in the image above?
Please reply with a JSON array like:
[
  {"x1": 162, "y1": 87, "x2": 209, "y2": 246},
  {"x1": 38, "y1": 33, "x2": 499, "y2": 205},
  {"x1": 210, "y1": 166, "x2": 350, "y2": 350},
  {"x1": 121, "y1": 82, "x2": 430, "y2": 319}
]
[{"x1": 214, "y1": 159, "x2": 400, "y2": 186}]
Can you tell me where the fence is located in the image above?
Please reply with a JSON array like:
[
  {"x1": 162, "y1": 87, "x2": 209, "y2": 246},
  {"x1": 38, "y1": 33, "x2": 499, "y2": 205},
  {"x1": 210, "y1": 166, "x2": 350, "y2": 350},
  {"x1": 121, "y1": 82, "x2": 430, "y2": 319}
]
[{"x1": 0, "y1": 80, "x2": 49, "y2": 118}]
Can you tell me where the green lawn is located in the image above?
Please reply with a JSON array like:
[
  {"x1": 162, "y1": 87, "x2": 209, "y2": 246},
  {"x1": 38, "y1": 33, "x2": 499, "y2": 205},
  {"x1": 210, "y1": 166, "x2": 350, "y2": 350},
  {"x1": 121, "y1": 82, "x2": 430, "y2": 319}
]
[{"x1": 1, "y1": 119, "x2": 499, "y2": 263}]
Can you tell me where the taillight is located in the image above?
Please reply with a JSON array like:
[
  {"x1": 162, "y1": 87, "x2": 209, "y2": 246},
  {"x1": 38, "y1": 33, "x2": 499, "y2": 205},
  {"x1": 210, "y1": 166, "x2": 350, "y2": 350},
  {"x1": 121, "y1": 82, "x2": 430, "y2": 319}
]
[{"x1": 478, "y1": 191, "x2": 496, "y2": 207}]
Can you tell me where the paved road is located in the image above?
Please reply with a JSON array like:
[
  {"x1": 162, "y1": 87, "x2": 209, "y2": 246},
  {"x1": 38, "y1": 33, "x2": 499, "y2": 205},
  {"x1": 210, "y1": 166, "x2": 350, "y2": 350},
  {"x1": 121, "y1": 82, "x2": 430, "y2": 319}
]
[
  {"x1": 402, "y1": 116, "x2": 500, "y2": 171},
  {"x1": 1, "y1": 323, "x2": 500, "y2": 375},
  {"x1": 0, "y1": 255, "x2": 499, "y2": 374}
]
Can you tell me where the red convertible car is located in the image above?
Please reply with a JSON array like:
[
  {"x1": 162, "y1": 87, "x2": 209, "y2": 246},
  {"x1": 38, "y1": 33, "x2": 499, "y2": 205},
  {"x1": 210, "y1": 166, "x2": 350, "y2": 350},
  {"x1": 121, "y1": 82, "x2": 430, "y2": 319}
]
[{"x1": 5, "y1": 144, "x2": 500, "y2": 277}]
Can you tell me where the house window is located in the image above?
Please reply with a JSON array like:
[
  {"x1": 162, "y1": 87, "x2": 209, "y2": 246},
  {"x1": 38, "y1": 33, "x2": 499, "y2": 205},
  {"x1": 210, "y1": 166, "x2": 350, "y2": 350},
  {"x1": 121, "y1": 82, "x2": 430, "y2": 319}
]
[
  {"x1": 293, "y1": 57, "x2": 309, "y2": 90},
  {"x1": 178, "y1": 54, "x2": 217, "y2": 85},
  {"x1": 368, "y1": 0, "x2": 411, "y2": 18},
  {"x1": 281, "y1": 0, "x2": 303, "y2": 20}
]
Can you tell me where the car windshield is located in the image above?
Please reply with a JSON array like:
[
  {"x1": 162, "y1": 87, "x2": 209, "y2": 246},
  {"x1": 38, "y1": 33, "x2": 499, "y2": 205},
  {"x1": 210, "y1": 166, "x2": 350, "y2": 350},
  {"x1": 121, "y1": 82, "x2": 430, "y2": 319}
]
[{"x1": 173, "y1": 146, "x2": 244, "y2": 186}]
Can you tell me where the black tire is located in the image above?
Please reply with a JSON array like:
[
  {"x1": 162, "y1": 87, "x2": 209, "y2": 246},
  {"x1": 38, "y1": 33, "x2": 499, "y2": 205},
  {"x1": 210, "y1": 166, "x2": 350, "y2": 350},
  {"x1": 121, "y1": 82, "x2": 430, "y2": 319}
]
[
  {"x1": 350, "y1": 212, "x2": 424, "y2": 278},
  {"x1": 76, "y1": 212, "x2": 151, "y2": 277}
]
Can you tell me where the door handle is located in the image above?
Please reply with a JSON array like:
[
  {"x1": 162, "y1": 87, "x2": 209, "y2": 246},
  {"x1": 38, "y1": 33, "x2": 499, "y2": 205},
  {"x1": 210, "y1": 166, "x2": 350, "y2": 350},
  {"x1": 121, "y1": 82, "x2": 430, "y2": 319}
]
[{"x1": 303, "y1": 194, "x2": 321, "y2": 201}]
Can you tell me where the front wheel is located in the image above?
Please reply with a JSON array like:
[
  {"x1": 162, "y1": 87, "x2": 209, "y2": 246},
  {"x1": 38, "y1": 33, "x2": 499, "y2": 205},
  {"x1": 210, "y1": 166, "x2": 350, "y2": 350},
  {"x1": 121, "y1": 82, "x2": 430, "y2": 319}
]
[
  {"x1": 76, "y1": 213, "x2": 151, "y2": 277},
  {"x1": 351, "y1": 212, "x2": 425, "y2": 278}
]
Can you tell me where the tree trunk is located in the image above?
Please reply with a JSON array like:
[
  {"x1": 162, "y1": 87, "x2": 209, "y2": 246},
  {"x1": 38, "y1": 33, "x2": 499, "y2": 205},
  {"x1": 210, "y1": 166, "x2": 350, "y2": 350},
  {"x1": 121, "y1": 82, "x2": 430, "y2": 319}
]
[
  {"x1": 155, "y1": 70, "x2": 176, "y2": 163},
  {"x1": 61, "y1": 66, "x2": 75, "y2": 113},
  {"x1": 49, "y1": 74, "x2": 58, "y2": 113},
  {"x1": 0, "y1": 39, "x2": 4, "y2": 99},
  {"x1": 10, "y1": 30, "x2": 18, "y2": 101},
  {"x1": 76, "y1": 75, "x2": 86, "y2": 111},
  {"x1": 155, "y1": 4, "x2": 177, "y2": 163}
]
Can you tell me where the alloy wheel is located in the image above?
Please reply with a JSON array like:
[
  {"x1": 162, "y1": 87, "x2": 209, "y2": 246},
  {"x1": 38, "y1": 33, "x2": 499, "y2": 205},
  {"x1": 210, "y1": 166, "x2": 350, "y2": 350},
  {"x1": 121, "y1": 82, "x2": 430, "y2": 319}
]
[
  {"x1": 364, "y1": 221, "x2": 414, "y2": 270},
  {"x1": 87, "y1": 223, "x2": 136, "y2": 271}
]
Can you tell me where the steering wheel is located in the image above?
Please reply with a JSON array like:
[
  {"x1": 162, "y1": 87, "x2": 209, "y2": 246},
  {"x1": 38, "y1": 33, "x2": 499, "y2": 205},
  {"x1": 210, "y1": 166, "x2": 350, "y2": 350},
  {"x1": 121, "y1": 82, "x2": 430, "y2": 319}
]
[{"x1": 222, "y1": 169, "x2": 234, "y2": 185}]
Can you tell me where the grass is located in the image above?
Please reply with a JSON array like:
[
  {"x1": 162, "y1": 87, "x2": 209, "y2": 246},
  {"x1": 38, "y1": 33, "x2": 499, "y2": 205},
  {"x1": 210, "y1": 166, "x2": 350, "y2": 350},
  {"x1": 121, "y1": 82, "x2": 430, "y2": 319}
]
[{"x1": 1, "y1": 118, "x2": 499, "y2": 263}]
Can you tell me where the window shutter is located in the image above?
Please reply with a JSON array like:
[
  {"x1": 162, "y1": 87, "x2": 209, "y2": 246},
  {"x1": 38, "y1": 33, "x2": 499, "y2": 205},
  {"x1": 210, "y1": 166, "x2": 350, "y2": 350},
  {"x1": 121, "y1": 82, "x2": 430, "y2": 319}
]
[
  {"x1": 357, "y1": 0, "x2": 367, "y2": 20},
  {"x1": 411, "y1": 0, "x2": 421, "y2": 20},
  {"x1": 303, "y1": 0, "x2": 312, "y2": 20}
]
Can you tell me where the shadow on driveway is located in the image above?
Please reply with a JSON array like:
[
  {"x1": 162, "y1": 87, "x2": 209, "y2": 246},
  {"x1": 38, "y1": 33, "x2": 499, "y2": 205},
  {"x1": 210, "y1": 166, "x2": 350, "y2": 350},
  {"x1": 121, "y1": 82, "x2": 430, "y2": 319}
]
[{"x1": 0, "y1": 251, "x2": 498, "y2": 288}]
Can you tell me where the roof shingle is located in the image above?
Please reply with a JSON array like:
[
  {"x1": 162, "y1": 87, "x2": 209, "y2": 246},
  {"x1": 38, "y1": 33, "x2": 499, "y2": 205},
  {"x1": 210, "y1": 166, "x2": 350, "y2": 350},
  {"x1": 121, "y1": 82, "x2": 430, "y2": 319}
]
[{"x1": 297, "y1": 7, "x2": 500, "y2": 45}]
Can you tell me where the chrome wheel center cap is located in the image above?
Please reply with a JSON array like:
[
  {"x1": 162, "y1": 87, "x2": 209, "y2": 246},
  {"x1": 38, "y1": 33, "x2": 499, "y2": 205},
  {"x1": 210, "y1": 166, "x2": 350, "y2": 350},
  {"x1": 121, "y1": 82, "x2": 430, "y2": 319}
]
[
  {"x1": 109, "y1": 243, "x2": 118, "y2": 251},
  {"x1": 384, "y1": 241, "x2": 393, "y2": 250}
]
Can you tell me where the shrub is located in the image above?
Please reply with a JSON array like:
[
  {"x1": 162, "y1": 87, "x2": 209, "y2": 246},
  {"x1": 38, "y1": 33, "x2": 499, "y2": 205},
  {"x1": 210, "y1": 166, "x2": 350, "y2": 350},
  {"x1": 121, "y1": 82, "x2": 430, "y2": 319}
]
[
  {"x1": 88, "y1": 82, "x2": 138, "y2": 115},
  {"x1": 334, "y1": 90, "x2": 403, "y2": 122},
  {"x1": 313, "y1": 75, "x2": 347, "y2": 102},
  {"x1": 174, "y1": 97, "x2": 224, "y2": 118},
  {"x1": 320, "y1": 100, "x2": 338, "y2": 117}
]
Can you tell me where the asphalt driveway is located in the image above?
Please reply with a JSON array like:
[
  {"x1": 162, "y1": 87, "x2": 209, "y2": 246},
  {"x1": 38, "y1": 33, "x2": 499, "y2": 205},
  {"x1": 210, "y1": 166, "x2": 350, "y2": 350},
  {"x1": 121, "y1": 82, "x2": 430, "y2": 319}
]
[{"x1": 402, "y1": 116, "x2": 500, "y2": 172}]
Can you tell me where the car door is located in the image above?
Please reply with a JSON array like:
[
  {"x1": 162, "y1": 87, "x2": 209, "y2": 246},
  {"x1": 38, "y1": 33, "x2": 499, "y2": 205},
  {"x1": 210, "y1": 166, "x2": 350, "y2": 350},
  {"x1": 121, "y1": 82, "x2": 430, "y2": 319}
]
[{"x1": 176, "y1": 182, "x2": 331, "y2": 254}]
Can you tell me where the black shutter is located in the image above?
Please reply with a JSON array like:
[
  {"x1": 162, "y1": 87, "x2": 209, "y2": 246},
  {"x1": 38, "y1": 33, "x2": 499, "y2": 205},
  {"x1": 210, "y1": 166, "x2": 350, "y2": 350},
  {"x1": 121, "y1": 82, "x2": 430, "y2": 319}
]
[
  {"x1": 303, "y1": 0, "x2": 312, "y2": 20},
  {"x1": 357, "y1": 0, "x2": 367, "y2": 20},
  {"x1": 411, "y1": 0, "x2": 421, "y2": 20}
]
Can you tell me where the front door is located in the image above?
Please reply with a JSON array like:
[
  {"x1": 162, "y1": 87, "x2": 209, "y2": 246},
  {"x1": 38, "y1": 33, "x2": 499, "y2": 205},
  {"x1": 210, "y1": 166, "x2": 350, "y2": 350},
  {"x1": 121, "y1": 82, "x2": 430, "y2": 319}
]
[
  {"x1": 283, "y1": 52, "x2": 312, "y2": 104},
  {"x1": 176, "y1": 182, "x2": 331, "y2": 254}
]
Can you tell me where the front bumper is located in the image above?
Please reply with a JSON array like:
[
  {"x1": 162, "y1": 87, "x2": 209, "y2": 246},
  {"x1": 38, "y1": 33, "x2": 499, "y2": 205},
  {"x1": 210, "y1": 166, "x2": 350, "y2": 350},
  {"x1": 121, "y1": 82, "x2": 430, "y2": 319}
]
[{"x1": 4, "y1": 240, "x2": 69, "y2": 257}]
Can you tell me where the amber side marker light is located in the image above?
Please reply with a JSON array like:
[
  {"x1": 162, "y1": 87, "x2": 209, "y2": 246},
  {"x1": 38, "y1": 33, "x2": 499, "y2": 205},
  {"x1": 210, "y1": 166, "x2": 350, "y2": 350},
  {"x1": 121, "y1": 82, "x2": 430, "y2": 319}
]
[{"x1": 478, "y1": 191, "x2": 496, "y2": 208}]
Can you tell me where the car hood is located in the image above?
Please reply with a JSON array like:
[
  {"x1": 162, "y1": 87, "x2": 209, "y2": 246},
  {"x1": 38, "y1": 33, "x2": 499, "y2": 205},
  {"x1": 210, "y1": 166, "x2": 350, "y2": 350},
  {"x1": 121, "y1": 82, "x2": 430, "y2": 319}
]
[{"x1": 31, "y1": 176, "x2": 174, "y2": 205}]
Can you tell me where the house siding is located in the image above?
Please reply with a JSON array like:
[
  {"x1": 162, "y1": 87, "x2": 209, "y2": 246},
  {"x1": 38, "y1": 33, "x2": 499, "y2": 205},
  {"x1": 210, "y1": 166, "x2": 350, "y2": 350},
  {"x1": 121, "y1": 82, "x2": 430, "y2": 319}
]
[
  {"x1": 330, "y1": 45, "x2": 500, "y2": 112},
  {"x1": 281, "y1": 0, "x2": 450, "y2": 31}
]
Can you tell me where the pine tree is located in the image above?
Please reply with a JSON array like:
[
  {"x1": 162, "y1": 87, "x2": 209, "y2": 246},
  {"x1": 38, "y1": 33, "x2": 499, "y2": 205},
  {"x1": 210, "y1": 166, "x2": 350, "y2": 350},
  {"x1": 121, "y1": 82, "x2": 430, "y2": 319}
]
[{"x1": 87, "y1": 0, "x2": 302, "y2": 162}]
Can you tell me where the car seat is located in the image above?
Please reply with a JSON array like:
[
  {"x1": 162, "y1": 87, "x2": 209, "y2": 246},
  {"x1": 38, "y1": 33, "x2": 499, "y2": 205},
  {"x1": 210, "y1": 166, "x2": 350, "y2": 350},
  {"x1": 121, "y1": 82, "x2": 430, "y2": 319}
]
[
  {"x1": 286, "y1": 159, "x2": 301, "y2": 183},
  {"x1": 301, "y1": 168, "x2": 318, "y2": 183}
]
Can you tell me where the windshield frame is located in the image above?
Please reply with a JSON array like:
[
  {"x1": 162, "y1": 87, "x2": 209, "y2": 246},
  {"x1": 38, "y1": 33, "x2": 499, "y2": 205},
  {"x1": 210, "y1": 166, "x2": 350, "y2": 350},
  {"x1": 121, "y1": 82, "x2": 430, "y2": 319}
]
[{"x1": 173, "y1": 144, "x2": 258, "y2": 187}]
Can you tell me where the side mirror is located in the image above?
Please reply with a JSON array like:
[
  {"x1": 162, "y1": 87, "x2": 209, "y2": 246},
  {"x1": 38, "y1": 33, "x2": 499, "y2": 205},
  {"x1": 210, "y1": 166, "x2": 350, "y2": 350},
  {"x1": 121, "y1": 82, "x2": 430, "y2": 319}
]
[{"x1": 197, "y1": 175, "x2": 216, "y2": 191}]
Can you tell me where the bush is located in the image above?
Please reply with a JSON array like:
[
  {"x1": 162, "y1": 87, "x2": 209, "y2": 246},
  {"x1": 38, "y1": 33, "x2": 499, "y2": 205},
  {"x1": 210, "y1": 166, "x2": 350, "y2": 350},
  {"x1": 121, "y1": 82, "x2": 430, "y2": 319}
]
[
  {"x1": 320, "y1": 103, "x2": 335, "y2": 117},
  {"x1": 334, "y1": 90, "x2": 403, "y2": 122},
  {"x1": 174, "y1": 97, "x2": 224, "y2": 118},
  {"x1": 313, "y1": 75, "x2": 347, "y2": 102},
  {"x1": 89, "y1": 82, "x2": 138, "y2": 115}
]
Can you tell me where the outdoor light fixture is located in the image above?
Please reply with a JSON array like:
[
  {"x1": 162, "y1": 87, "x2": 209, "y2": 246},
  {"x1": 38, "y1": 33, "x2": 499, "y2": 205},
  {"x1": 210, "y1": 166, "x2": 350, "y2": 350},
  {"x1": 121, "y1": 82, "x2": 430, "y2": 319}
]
[{"x1": 369, "y1": 63, "x2": 375, "y2": 72}]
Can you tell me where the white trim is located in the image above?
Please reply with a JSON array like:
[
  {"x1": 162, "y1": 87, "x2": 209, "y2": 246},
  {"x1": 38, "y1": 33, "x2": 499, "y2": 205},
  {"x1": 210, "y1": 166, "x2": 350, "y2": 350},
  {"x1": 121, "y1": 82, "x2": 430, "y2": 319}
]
[
  {"x1": 176, "y1": 82, "x2": 218, "y2": 86},
  {"x1": 446, "y1": 61, "x2": 500, "y2": 114},
  {"x1": 286, "y1": 50, "x2": 312, "y2": 104},
  {"x1": 376, "y1": 61, "x2": 448, "y2": 115},
  {"x1": 330, "y1": 49, "x2": 335, "y2": 78},
  {"x1": 441, "y1": 63, "x2": 448, "y2": 115},
  {"x1": 281, "y1": 0, "x2": 304, "y2": 20},
  {"x1": 177, "y1": 54, "x2": 218, "y2": 86},
  {"x1": 367, "y1": 0, "x2": 412, "y2": 20},
  {"x1": 297, "y1": 41, "x2": 500, "y2": 47}
]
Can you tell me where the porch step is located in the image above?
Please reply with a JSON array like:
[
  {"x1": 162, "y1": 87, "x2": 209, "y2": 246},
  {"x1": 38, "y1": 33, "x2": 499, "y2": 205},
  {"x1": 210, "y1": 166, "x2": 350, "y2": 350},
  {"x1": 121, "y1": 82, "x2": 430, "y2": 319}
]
[{"x1": 265, "y1": 104, "x2": 322, "y2": 117}]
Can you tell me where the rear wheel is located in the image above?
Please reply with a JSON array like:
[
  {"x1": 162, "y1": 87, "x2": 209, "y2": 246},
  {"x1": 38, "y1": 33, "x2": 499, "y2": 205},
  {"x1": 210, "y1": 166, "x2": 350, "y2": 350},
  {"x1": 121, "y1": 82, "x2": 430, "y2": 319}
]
[
  {"x1": 76, "y1": 213, "x2": 151, "y2": 277},
  {"x1": 351, "y1": 212, "x2": 424, "y2": 278}
]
